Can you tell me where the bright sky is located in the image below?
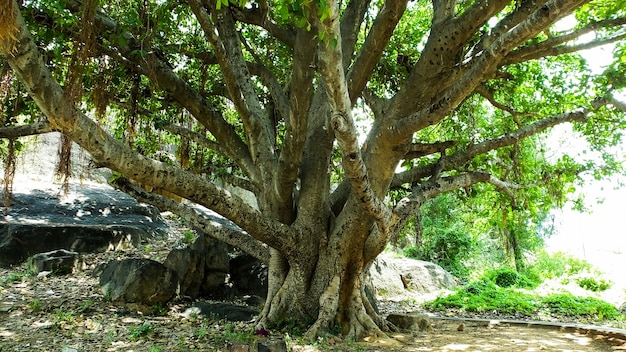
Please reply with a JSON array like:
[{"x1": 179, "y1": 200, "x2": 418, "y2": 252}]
[{"x1": 545, "y1": 37, "x2": 626, "y2": 288}]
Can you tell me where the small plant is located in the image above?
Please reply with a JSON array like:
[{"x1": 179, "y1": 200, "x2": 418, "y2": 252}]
[
  {"x1": 77, "y1": 300, "x2": 94, "y2": 313},
  {"x1": 194, "y1": 326, "x2": 209, "y2": 339},
  {"x1": 28, "y1": 299, "x2": 42, "y2": 311},
  {"x1": 182, "y1": 230, "x2": 196, "y2": 244},
  {"x1": 575, "y1": 276, "x2": 612, "y2": 292},
  {"x1": 148, "y1": 345, "x2": 164, "y2": 352},
  {"x1": 152, "y1": 303, "x2": 168, "y2": 316},
  {"x1": 129, "y1": 323, "x2": 154, "y2": 341}
]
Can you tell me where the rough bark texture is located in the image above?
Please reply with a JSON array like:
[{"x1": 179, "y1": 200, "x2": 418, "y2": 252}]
[{"x1": 1, "y1": 0, "x2": 621, "y2": 341}]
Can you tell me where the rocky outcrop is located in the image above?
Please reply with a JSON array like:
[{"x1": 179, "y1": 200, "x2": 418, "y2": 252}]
[
  {"x1": 0, "y1": 183, "x2": 169, "y2": 267},
  {"x1": 369, "y1": 254, "x2": 457, "y2": 301},
  {"x1": 99, "y1": 258, "x2": 178, "y2": 305}
]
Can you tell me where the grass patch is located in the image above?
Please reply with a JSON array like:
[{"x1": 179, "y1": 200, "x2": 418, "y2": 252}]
[{"x1": 425, "y1": 282, "x2": 621, "y2": 322}]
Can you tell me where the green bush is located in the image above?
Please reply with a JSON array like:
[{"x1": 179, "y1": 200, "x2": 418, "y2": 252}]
[
  {"x1": 575, "y1": 276, "x2": 612, "y2": 292},
  {"x1": 530, "y1": 251, "x2": 593, "y2": 280},
  {"x1": 540, "y1": 294, "x2": 620, "y2": 319},
  {"x1": 425, "y1": 281, "x2": 536, "y2": 316},
  {"x1": 481, "y1": 268, "x2": 541, "y2": 289},
  {"x1": 403, "y1": 229, "x2": 473, "y2": 278}
]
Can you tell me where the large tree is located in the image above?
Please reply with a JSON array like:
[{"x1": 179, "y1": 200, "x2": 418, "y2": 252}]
[{"x1": 1, "y1": 0, "x2": 625, "y2": 339}]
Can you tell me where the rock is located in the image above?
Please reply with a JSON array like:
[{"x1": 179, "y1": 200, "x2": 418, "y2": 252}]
[
  {"x1": 0, "y1": 184, "x2": 168, "y2": 267},
  {"x1": 99, "y1": 258, "x2": 178, "y2": 305},
  {"x1": 386, "y1": 313, "x2": 432, "y2": 332},
  {"x1": 164, "y1": 248, "x2": 206, "y2": 298},
  {"x1": 164, "y1": 234, "x2": 230, "y2": 298},
  {"x1": 185, "y1": 302, "x2": 258, "y2": 322},
  {"x1": 229, "y1": 254, "x2": 268, "y2": 298},
  {"x1": 29, "y1": 249, "x2": 81, "y2": 275},
  {"x1": 192, "y1": 234, "x2": 230, "y2": 272},
  {"x1": 227, "y1": 339, "x2": 288, "y2": 352},
  {"x1": 369, "y1": 254, "x2": 456, "y2": 301}
]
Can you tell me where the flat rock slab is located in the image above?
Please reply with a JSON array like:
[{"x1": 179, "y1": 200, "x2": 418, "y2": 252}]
[{"x1": 0, "y1": 182, "x2": 168, "y2": 267}]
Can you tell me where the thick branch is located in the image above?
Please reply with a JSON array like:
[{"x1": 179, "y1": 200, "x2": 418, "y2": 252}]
[
  {"x1": 68, "y1": 0, "x2": 258, "y2": 181},
  {"x1": 114, "y1": 177, "x2": 270, "y2": 263},
  {"x1": 391, "y1": 0, "x2": 590, "y2": 141},
  {"x1": 275, "y1": 28, "x2": 317, "y2": 206},
  {"x1": 392, "y1": 108, "x2": 591, "y2": 186},
  {"x1": 189, "y1": 0, "x2": 275, "y2": 168},
  {"x1": 0, "y1": 121, "x2": 53, "y2": 138},
  {"x1": 229, "y1": 3, "x2": 296, "y2": 47},
  {"x1": 403, "y1": 140, "x2": 456, "y2": 160},
  {"x1": 504, "y1": 33, "x2": 626, "y2": 65},
  {"x1": 314, "y1": 0, "x2": 392, "y2": 229},
  {"x1": 346, "y1": 0, "x2": 408, "y2": 103},
  {"x1": 364, "y1": 171, "x2": 491, "y2": 257},
  {"x1": 503, "y1": 17, "x2": 626, "y2": 65}
]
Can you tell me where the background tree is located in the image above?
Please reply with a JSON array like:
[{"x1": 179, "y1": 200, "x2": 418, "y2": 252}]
[{"x1": 1, "y1": 0, "x2": 625, "y2": 340}]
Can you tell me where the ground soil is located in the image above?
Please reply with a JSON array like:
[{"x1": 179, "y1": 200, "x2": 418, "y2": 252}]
[{"x1": 2, "y1": 223, "x2": 626, "y2": 352}]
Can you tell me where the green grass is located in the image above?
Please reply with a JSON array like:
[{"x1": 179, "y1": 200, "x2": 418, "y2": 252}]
[
  {"x1": 129, "y1": 323, "x2": 155, "y2": 341},
  {"x1": 424, "y1": 283, "x2": 621, "y2": 321}
]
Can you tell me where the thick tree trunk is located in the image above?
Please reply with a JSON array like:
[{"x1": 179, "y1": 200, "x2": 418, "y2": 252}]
[{"x1": 259, "y1": 236, "x2": 386, "y2": 340}]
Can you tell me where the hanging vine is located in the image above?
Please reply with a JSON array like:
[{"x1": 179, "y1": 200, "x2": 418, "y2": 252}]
[
  {"x1": 56, "y1": 0, "x2": 98, "y2": 193},
  {"x1": 0, "y1": 0, "x2": 18, "y2": 54},
  {"x1": 0, "y1": 63, "x2": 16, "y2": 212}
]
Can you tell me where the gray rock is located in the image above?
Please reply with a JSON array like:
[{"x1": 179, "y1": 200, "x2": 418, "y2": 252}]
[
  {"x1": 185, "y1": 302, "x2": 258, "y2": 322},
  {"x1": 369, "y1": 254, "x2": 456, "y2": 300},
  {"x1": 164, "y1": 248, "x2": 206, "y2": 298},
  {"x1": 29, "y1": 249, "x2": 81, "y2": 275},
  {"x1": 192, "y1": 234, "x2": 230, "y2": 272},
  {"x1": 0, "y1": 184, "x2": 168, "y2": 267},
  {"x1": 99, "y1": 258, "x2": 178, "y2": 304},
  {"x1": 386, "y1": 313, "x2": 432, "y2": 332}
]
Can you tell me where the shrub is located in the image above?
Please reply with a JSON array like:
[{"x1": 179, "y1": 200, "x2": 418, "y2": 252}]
[
  {"x1": 482, "y1": 268, "x2": 540, "y2": 289},
  {"x1": 540, "y1": 294, "x2": 620, "y2": 319},
  {"x1": 575, "y1": 276, "x2": 612, "y2": 292},
  {"x1": 530, "y1": 251, "x2": 592, "y2": 280}
]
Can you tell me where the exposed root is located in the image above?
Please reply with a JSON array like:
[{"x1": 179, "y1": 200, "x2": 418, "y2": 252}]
[{"x1": 304, "y1": 275, "x2": 341, "y2": 340}]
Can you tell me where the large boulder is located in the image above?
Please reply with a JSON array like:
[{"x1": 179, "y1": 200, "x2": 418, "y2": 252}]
[
  {"x1": 0, "y1": 184, "x2": 168, "y2": 267},
  {"x1": 192, "y1": 234, "x2": 230, "y2": 297},
  {"x1": 164, "y1": 248, "x2": 206, "y2": 298},
  {"x1": 369, "y1": 254, "x2": 456, "y2": 302},
  {"x1": 229, "y1": 253, "x2": 268, "y2": 298},
  {"x1": 99, "y1": 258, "x2": 178, "y2": 305}
]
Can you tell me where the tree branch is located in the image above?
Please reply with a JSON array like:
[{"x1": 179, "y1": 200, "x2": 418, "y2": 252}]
[
  {"x1": 503, "y1": 17, "x2": 626, "y2": 65},
  {"x1": 391, "y1": 0, "x2": 590, "y2": 141},
  {"x1": 275, "y1": 28, "x2": 317, "y2": 208},
  {"x1": 345, "y1": 0, "x2": 408, "y2": 103},
  {"x1": 392, "y1": 108, "x2": 591, "y2": 186},
  {"x1": 66, "y1": 0, "x2": 258, "y2": 182},
  {"x1": 403, "y1": 140, "x2": 456, "y2": 160},
  {"x1": 0, "y1": 121, "x2": 53, "y2": 138},
  {"x1": 189, "y1": 0, "x2": 275, "y2": 169},
  {"x1": 314, "y1": 0, "x2": 392, "y2": 231},
  {"x1": 229, "y1": 2, "x2": 296, "y2": 47},
  {"x1": 113, "y1": 177, "x2": 270, "y2": 263}
]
